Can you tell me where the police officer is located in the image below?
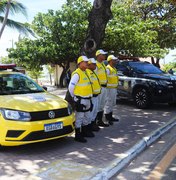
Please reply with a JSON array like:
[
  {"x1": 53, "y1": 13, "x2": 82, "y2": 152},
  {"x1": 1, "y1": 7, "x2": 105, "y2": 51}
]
[
  {"x1": 104, "y1": 55, "x2": 119, "y2": 125},
  {"x1": 86, "y1": 58, "x2": 101, "y2": 132},
  {"x1": 68, "y1": 56, "x2": 94, "y2": 143},
  {"x1": 95, "y1": 49, "x2": 109, "y2": 127}
]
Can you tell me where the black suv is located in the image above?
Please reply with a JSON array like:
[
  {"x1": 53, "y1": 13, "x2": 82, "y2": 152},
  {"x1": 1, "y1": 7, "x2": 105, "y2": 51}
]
[{"x1": 116, "y1": 60, "x2": 176, "y2": 108}]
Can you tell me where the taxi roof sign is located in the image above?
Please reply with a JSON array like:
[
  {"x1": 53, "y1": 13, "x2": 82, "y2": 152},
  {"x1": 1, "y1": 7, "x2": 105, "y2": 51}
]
[{"x1": 0, "y1": 64, "x2": 16, "y2": 70}]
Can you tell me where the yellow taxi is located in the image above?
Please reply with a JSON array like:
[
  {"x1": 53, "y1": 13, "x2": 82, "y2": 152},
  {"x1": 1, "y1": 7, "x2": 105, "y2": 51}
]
[{"x1": 0, "y1": 64, "x2": 75, "y2": 147}]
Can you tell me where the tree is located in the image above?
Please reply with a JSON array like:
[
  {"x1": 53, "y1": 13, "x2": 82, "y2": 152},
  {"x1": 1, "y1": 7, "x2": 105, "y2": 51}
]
[
  {"x1": 103, "y1": 1, "x2": 165, "y2": 59},
  {"x1": 83, "y1": 0, "x2": 113, "y2": 57},
  {"x1": 7, "y1": 38, "x2": 45, "y2": 81},
  {"x1": 124, "y1": 0, "x2": 176, "y2": 66},
  {"x1": 8, "y1": 38, "x2": 44, "y2": 82},
  {"x1": 0, "y1": 0, "x2": 33, "y2": 39},
  {"x1": 0, "y1": 55, "x2": 13, "y2": 63},
  {"x1": 31, "y1": 0, "x2": 91, "y2": 86},
  {"x1": 84, "y1": 0, "x2": 176, "y2": 67},
  {"x1": 46, "y1": 65, "x2": 54, "y2": 85},
  {"x1": 8, "y1": 0, "x2": 91, "y2": 87},
  {"x1": 9, "y1": 0, "x2": 176, "y2": 83},
  {"x1": 162, "y1": 62, "x2": 176, "y2": 72},
  {"x1": 27, "y1": 69, "x2": 43, "y2": 84}
]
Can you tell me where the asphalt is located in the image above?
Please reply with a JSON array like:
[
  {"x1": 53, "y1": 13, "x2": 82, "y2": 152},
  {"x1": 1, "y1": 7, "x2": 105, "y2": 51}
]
[{"x1": 36, "y1": 86, "x2": 176, "y2": 180}]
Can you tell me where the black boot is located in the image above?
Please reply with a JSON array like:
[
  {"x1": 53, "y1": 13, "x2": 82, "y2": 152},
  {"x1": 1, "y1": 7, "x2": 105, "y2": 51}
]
[
  {"x1": 105, "y1": 113, "x2": 113, "y2": 125},
  {"x1": 74, "y1": 128, "x2": 87, "y2": 143},
  {"x1": 82, "y1": 125, "x2": 95, "y2": 137},
  {"x1": 97, "y1": 111, "x2": 109, "y2": 127},
  {"x1": 87, "y1": 124, "x2": 95, "y2": 136},
  {"x1": 109, "y1": 112, "x2": 119, "y2": 122},
  {"x1": 91, "y1": 121, "x2": 100, "y2": 132}
]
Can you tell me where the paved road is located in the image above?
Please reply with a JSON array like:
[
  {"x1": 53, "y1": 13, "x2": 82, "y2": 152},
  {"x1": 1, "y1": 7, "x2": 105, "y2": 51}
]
[
  {"x1": 163, "y1": 157, "x2": 176, "y2": 180},
  {"x1": 0, "y1": 89, "x2": 176, "y2": 179},
  {"x1": 112, "y1": 125, "x2": 176, "y2": 180}
]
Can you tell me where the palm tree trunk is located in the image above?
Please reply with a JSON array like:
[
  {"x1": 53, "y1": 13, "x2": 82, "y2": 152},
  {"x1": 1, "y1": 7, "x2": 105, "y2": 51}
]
[{"x1": 0, "y1": 0, "x2": 11, "y2": 39}]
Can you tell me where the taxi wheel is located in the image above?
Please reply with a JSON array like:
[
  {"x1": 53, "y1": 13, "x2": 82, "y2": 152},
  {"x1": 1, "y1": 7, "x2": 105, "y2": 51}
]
[{"x1": 133, "y1": 88, "x2": 152, "y2": 109}]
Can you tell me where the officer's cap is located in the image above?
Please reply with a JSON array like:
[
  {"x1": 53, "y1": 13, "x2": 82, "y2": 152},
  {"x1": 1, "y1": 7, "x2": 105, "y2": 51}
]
[
  {"x1": 77, "y1": 56, "x2": 89, "y2": 64},
  {"x1": 107, "y1": 55, "x2": 118, "y2": 62},
  {"x1": 88, "y1": 58, "x2": 96, "y2": 64},
  {"x1": 96, "y1": 49, "x2": 108, "y2": 56}
]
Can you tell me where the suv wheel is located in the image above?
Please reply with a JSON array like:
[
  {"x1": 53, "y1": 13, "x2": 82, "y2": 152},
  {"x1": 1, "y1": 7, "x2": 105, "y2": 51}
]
[{"x1": 133, "y1": 88, "x2": 152, "y2": 109}]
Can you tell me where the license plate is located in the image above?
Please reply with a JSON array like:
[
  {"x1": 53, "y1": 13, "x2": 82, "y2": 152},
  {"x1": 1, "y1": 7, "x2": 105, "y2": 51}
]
[{"x1": 44, "y1": 122, "x2": 63, "y2": 132}]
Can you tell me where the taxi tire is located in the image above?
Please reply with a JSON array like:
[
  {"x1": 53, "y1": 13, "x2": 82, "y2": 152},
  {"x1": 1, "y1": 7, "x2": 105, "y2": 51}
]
[
  {"x1": 0, "y1": 145, "x2": 4, "y2": 150},
  {"x1": 133, "y1": 88, "x2": 152, "y2": 109}
]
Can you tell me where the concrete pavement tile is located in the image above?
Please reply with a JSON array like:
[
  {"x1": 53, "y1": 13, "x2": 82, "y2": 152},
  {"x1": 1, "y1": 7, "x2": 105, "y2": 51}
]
[{"x1": 37, "y1": 159, "x2": 101, "y2": 180}]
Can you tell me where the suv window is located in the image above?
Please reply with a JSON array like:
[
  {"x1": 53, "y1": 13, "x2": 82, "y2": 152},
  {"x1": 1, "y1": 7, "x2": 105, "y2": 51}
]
[
  {"x1": 116, "y1": 62, "x2": 130, "y2": 76},
  {"x1": 129, "y1": 62, "x2": 163, "y2": 74}
]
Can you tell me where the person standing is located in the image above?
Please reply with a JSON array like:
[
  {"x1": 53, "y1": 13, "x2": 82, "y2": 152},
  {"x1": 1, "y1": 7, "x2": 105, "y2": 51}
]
[
  {"x1": 65, "y1": 69, "x2": 71, "y2": 87},
  {"x1": 168, "y1": 68, "x2": 174, "y2": 75},
  {"x1": 86, "y1": 58, "x2": 101, "y2": 132},
  {"x1": 68, "y1": 56, "x2": 93, "y2": 143},
  {"x1": 104, "y1": 55, "x2": 119, "y2": 125},
  {"x1": 95, "y1": 49, "x2": 109, "y2": 127}
]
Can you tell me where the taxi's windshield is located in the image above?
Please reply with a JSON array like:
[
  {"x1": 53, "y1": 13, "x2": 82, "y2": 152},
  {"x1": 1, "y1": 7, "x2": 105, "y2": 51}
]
[{"x1": 0, "y1": 73, "x2": 45, "y2": 95}]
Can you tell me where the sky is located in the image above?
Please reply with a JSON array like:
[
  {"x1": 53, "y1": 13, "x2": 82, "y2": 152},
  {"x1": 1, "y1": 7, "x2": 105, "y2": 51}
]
[
  {"x1": 0, "y1": 0, "x2": 66, "y2": 57},
  {"x1": 0, "y1": 0, "x2": 175, "y2": 64}
]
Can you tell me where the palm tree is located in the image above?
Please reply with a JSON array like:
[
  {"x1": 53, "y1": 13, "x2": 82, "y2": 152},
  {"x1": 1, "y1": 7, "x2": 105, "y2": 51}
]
[{"x1": 0, "y1": 0, "x2": 33, "y2": 39}]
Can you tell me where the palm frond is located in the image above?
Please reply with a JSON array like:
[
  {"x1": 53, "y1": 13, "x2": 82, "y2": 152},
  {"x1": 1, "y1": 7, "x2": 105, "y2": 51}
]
[
  {"x1": 0, "y1": 0, "x2": 9, "y2": 14},
  {"x1": 0, "y1": 0, "x2": 28, "y2": 18},
  {"x1": 5, "y1": 18, "x2": 35, "y2": 36},
  {"x1": 9, "y1": 1, "x2": 28, "y2": 18},
  {"x1": 0, "y1": 16, "x2": 4, "y2": 23}
]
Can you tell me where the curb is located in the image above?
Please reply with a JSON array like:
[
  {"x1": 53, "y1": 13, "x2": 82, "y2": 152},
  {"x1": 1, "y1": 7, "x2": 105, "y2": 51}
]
[{"x1": 91, "y1": 116, "x2": 176, "y2": 180}]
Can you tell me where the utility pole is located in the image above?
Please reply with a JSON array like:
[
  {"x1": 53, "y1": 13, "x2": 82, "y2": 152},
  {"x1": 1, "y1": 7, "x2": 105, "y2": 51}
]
[
  {"x1": 9, "y1": 39, "x2": 14, "y2": 63},
  {"x1": 10, "y1": 39, "x2": 14, "y2": 48}
]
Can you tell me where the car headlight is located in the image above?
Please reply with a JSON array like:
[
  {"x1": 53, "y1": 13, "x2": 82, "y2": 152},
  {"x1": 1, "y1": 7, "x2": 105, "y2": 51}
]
[
  {"x1": 67, "y1": 104, "x2": 73, "y2": 115},
  {"x1": 1, "y1": 109, "x2": 31, "y2": 121}
]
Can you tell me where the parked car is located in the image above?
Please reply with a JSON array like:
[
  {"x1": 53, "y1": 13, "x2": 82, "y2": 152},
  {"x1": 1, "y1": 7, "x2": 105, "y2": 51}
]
[
  {"x1": 0, "y1": 64, "x2": 75, "y2": 147},
  {"x1": 116, "y1": 60, "x2": 176, "y2": 109}
]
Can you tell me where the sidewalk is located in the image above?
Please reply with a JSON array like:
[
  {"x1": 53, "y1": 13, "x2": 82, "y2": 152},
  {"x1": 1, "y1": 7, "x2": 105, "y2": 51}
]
[{"x1": 36, "y1": 87, "x2": 176, "y2": 180}]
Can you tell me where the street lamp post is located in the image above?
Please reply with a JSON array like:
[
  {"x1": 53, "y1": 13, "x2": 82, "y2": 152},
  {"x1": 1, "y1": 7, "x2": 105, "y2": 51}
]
[{"x1": 10, "y1": 39, "x2": 14, "y2": 48}]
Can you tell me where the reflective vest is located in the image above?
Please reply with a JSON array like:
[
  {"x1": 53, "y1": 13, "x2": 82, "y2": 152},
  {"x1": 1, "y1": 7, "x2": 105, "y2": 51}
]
[
  {"x1": 106, "y1": 65, "x2": 119, "y2": 88},
  {"x1": 86, "y1": 69, "x2": 101, "y2": 95},
  {"x1": 96, "y1": 61, "x2": 107, "y2": 86},
  {"x1": 72, "y1": 68, "x2": 93, "y2": 98}
]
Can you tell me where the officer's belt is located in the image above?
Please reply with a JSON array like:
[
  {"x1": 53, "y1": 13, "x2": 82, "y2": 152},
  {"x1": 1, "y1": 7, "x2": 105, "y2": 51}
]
[
  {"x1": 93, "y1": 94, "x2": 99, "y2": 97},
  {"x1": 76, "y1": 96, "x2": 91, "y2": 99},
  {"x1": 101, "y1": 84, "x2": 107, "y2": 87}
]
